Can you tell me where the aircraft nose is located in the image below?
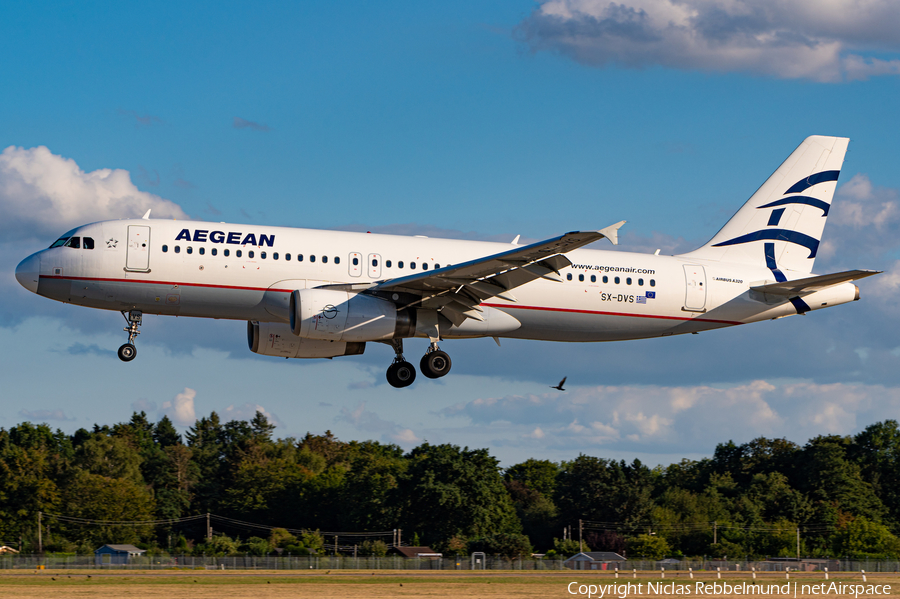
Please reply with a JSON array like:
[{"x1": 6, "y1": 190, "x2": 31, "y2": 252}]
[{"x1": 15, "y1": 253, "x2": 40, "y2": 294}]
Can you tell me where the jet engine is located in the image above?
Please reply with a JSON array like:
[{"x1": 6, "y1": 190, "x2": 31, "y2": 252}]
[
  {"x1": 289, "y1": 289, "x2": 414, "y2": 342},
  {"x1": 247, "y1": 321, "x2": 365, "y2": 359}
]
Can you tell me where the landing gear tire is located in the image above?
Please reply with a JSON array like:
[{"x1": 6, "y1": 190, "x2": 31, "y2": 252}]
[
  {"x1": 119, "y1": 310, "x2": 142, "y2": 362},
  {"x1": 420, "y1": 350, "x2": 452, "y2": 379},
  {"x1": 118, "y1": 343, "x2": 137, "y2": 362},
  {"x1": 386, "y1": 361, "x2": 416, "y2": 388}
]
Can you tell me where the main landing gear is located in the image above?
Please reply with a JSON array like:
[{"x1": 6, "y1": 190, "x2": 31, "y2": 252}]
[
  {"x1": 385, "y1": 339, "x2": 452, "y2": 388},
  {"x1": 118, "y1": 310, "x2": 142, "y2": 362}
]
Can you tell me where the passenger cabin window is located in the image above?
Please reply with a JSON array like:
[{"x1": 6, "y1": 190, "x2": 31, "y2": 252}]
[
  {"x1": 285, "y1": 253, "x2": 291, "y2": 261},
  {"x1": 386, "y1": 260, "x2": 392, "y2": 268},
  {"x1": 224, "y1": 249, "x2": 230, "y2": 257},
  {"x1": 591, "y1": 275, "x2": 596, "y2": 283},
  {"x1": 273, "y1": 253, "x2": 278, "y2": 260},
  {"x1": 578, "y1": 274, "x2": 584, "y2": 282},
  {"x1": 236, "y1": 250, "x2": 242, "y2": 258},
  {"x1": 567, "y1": 273, "x2": 573, "y2": 281},
  {"x1": 162, "y1": 245, "x2": 168, "y2": 253},
  {"x1": 603, "y1": 275, "x2": 608, "y2": 283},
  {"x1": 398, "y1": 261, "x2": 404, "y2": 269},
  {"x1": 298, "y1": 254, "x2": 303, "y2": 262},
  {"x1": 334, "y1": 256, "x2": 339, "y2": 264},
  {"x1": 261, "y1": 251, "x2": 267, "y2": 259},
  {"x1": 64, "y1": 237, "x2": 80, "y2": 249},
  {"x1": 322, "y1": 256, "x2": 328, "y2": 264},
  {"x1": 83, "y1": 237, "x2": 94, "y2": 249},
  {"x1": 187, "y1": 246, "x2": 193, "y2": 255},
  {"x1": 199, "y1": 247, "x2": 205, "y2": 255},
  {"x1": 410, "y1": 262, "x2": 416, "y2": 270},
  {"x1": 650, "y1": 279, "x2": 656, "y2": 287},
  {"x1": 626, "y1": 277, "x2": 632, "y2": 285},
  {"x1": 372, "y1": 258, "x2": 378, "y2": 267},
  {"x1": 310, "y1": 255, "x2": 316, "y2": 263},
  {"x1": 211, "y1": 248, "x2": 217, "y2": 256},
  {"x1": 175, "y1": 246, "x2": 181, "y2": 254},
  {"x1": 248, "y1": 250, "x2": 254, "y2": 259},
  {"x1": 435, "y1": 263, "x2": 440, "y2": 269},
  {"x1": 422, "y1": 263, "x2": 428, "y2": 270},
  {"x1": 353, "y1": 257, "x2": 359, "y2": 266},
  {"x1": 614, "y1": 276, "x2": 620, "y2": 284},
  {"x1": 638, "y1": 278, "x2": 643, "y2": 286}
]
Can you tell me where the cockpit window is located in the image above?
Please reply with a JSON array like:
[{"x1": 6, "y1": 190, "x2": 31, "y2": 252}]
[
  {"x1": 64, "y1": 237, "x2": 81, "y2": 249},
  {"x1": 49, "y1": 237, "x2": 70, "y2": 248},
  {"x1": 83, "y1": 237, "x2": 94, "y2": 250}
]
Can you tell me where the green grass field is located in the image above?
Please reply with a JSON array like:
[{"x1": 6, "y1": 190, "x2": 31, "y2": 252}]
[{"x1": 1, "y1": 569, "x2": 897, "y2": 598}]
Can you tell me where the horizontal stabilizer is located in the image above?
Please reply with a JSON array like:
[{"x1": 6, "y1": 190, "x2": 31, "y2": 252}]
[{"x1": 751, "y1": 269, "x2": 881, "y2": 296}]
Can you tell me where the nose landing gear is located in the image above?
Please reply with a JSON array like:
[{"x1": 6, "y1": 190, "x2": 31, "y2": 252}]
[
  {"x1": 386, "y1": 339, "x2": 416, "y2": 388},
  {"x1": 118, "y1": 310, "x2": 142, "y2": 362}
]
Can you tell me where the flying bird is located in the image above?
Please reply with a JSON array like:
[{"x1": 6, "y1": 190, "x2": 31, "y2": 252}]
[{"x1": 550, "y1": 376, "x2": 567, "y2": 391}]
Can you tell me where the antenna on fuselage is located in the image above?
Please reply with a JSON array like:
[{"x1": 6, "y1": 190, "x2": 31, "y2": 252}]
[{"x1": 141, "y1": 209, "x2": 152, "y2": 220}]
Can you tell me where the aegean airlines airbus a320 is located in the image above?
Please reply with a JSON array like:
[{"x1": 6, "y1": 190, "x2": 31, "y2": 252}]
[{"x1": 15, "y1": 136, "x2": 879, "y2": 387}]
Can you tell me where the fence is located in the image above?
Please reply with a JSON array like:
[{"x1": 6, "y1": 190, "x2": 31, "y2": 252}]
[{"x1": 1, "y1": 555, "x2": 899, "y2": 572}]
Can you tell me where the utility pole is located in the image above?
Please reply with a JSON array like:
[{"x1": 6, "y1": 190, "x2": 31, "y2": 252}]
[
  {"x1": 579, "y1": 520, "x2": 583, "y2": 552},
  {"x1": 713, "y1": 521, "x2": 717, "y2": 545},
  {"x1": 38, "y1": 511, "x2": 42, "y2": 554},
  {"x1": 206, "y1": 513, "x2": 212, "y2": 541},
  {"x1": 398, "y1": 528, "x2": 402, "y2": 547},
  {"x1": 334, "y1": 536, "x2": 338, "y2": 556},
  {"x1": 796, "y1": 528, "x2": 800, "y2": 560}
]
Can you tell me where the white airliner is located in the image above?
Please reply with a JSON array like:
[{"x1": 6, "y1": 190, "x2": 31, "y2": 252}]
[{"x1": 16, "y1": 136, "x2": 879, "y2": 388}]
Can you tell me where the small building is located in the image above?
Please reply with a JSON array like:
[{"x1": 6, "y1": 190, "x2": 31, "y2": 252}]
[
  {"x1": 565, "y1": 551, "x2": 627, "y2": 570},
  {"x1": 657, "y1": 558, "x2": 682, "y2": 566},
  {"x1": 391, "y1": 546, "x2": 442, "y2": 558},
  {"x1": 94, "y1": 544, "x2": 146, "y2": 565}
]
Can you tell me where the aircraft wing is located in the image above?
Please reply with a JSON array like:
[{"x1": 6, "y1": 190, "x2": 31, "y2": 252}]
[
  {"x1": 364, "y1": 222, "x2": 625, "y2": 326},
  {"x1": 750, "y1": 269, "x2": 881, "y2": 296}
]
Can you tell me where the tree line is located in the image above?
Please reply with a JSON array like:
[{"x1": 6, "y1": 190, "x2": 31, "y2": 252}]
[{"x1": 1, "y1": 412, "x2": 899, "y2": 560}]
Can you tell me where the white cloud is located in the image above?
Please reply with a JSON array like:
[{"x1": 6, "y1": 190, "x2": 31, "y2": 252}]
[
  {"x1": 392, "y1": 428, "x2": 421, "y2": 444},
  {"x1": 445, "y1": 379, "x2": 900, "y2": 454},
  {"x1": 18, "y1": 408, "x2": 75, "y2": 422},
  {"x1": 817, "y1": 174, "x2": 900, "y2": 271},
  {"x1": 337, "y1": 402, "x2": 421, "y2": 447},
  {"x1": 517, "y1": 0, "x2": 900, "y2": 82},
  {"x1": 0, "y1": 145, "x2": 187, "y2": 241},
  {"x1": 161, "y1": 387, "x2": 197, "y2": 426},
  {"x1": 222, "y1": 402, "x2": 281, "y2": 426}
]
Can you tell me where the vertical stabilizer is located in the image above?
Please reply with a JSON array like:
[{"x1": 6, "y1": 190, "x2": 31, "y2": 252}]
[{"x1": 678, "y1": 136, "x2": 849, "y2": 274}]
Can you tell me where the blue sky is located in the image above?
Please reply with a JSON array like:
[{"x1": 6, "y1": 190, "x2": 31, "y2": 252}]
[{"x1": 2, "y1": 0, "x2": 900, "y2": 466}]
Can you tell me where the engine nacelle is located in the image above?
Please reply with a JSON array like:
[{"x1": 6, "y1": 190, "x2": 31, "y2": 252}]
[
  {"x1": 290, "y1": 289, "x2": 413, "y2": 342},
  {"x1": 247, "y1": 321, "x2": 365, "y2": 358}
]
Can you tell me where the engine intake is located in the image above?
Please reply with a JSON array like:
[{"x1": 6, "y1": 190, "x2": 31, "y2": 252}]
[
  {"x1": 248, "y1": 321, "x2": 365, "y2": 359},
  {"x1": 289, "y1": 289, "x2": 413, "y2": 341}
]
